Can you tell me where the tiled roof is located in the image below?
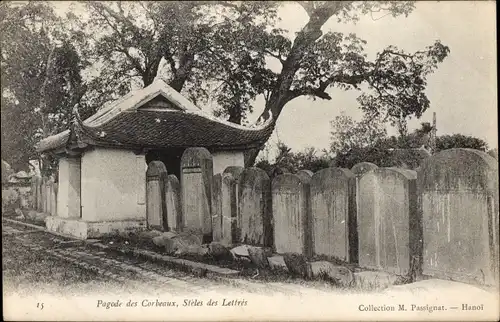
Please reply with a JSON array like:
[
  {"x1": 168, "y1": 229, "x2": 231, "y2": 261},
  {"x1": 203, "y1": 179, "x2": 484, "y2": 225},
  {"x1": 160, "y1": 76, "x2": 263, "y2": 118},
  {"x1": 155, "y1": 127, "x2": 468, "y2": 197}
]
[
  {"x1": 36, "y1": 80, "x2": 274, "y2": 153},
  {"x1": 37, "y1": 130, "x2": 71, "y2": 152}
]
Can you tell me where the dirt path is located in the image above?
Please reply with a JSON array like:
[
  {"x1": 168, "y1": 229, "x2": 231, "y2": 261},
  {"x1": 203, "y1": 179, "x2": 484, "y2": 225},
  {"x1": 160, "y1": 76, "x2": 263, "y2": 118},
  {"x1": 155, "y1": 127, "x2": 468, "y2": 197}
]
[{"x1": 2, "y1": 220, "x2": 339, "y2": 297}]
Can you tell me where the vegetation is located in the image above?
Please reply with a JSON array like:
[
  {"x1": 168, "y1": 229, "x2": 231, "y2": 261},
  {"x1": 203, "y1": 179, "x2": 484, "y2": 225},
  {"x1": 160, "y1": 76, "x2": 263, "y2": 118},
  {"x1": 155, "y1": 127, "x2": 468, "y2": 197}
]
[
  {"x1": 1, "y1": 1, "x2": 450, "y2": 172},
  {"x1": 255, "y1": 142, "x2": 331, "y2": 178},
  {"x1": 330, "y1": 118, "x2": 489, "y2": 169},
  {"x1": 256, "y1": 117, "x2": 490, "y2": 173}
]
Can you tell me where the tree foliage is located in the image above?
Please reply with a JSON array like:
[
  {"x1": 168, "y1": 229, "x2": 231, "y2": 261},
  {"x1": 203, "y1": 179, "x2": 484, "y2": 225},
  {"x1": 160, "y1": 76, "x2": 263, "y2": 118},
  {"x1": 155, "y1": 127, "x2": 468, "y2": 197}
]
[
  {"x1": 1, "y1": 2, "x2": 86, "y2": 173},
  {"x1": 330, "y1": 112, "x2": 387, "y2": 155},
  {"x1": 331, "y1": 118, "x2": 489, "y2": 169},
  {"x1": 1, "y1": 1, "x2": 452, "y2": 170},
  {"x1": 436, "y1": 134, "x2": 488, "y2": 152},
  {"x1": 73, "y1": 1, "x2": 450, "y2": 137},
  {"x1": 76, "y1": 1, "x2": 281, "y2": 123},
  {"x1": 255, "y1": 142, "x2": 331, "y2": 178}
]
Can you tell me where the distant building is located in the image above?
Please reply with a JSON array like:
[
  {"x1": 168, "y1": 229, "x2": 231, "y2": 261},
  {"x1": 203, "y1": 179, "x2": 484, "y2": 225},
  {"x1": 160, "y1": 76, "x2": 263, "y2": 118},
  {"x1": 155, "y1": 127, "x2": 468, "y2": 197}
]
[
  {"x1": 7, "y1": 170, "x2": 32, "y2": 184},
  {"x1": 2, "y1": 160, "x2": 13, "y2": 184},
  {"x1": 36, "y1": 80, "x2": 273, "y2": 238}
]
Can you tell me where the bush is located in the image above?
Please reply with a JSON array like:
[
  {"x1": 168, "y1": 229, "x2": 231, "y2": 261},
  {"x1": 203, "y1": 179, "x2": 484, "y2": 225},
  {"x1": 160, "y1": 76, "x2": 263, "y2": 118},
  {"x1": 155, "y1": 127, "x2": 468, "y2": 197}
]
[{"x1": 255, "y1": 143, "x2": 332, "y2": 178}]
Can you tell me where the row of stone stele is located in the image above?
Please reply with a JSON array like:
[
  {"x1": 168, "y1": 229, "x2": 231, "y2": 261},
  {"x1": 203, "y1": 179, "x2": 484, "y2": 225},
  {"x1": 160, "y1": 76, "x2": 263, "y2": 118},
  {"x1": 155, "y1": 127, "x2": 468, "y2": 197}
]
[
  {"x1": 147, "y1": 158, "x2": 402, "y2": 289},
  {"x1": 146, "y1": 148, "x2": 498, "y2": 289}
]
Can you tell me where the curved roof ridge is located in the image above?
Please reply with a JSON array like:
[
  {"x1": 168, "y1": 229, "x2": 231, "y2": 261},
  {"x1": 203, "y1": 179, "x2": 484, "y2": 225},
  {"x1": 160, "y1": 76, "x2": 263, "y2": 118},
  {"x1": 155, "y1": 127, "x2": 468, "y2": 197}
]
[
  {"x1": 84, "y1": 78, "x2": 272, "y2": 132},
  {"x1": 36, "y1": 79, "x2": 276, "y2": 153},
  {"x1": 182, "y1": 108, "x2": 274, "y2": 132}
]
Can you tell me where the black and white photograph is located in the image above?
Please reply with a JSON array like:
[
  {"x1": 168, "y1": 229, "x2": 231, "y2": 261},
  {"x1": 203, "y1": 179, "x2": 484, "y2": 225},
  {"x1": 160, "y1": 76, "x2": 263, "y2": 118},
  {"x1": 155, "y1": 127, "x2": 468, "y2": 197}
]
[{"x1": 1, "y1": 1, "x2": 498, "y2": 321}]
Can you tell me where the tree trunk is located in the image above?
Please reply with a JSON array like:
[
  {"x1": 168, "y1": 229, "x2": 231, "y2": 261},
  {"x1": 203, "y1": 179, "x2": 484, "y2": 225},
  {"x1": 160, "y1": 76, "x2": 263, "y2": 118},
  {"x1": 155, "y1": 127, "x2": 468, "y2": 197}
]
[
  {"x1": 246, "y1": 4, "x2": 345, "y2": 166},
  {"x1": 255, "y1": 4, "x2": 339, "y2": 123},
  {"x1": 169, "y1": 76, "x2": 189, "y2": 93},
  {"x1": 169, "y1": 51, "x2": 194, "y2": 92},
  {"x1": 227, "y1": 113, "x2": 242, "y2": 125},
  {"x1": 245, "y1": 101, "x2": 284, "y2": 167},
  {"x1": 227, "y1": 103, "x2": 243, "y2": 125},
  {"x1": 142, "y1": 70, "x2": 157, "y2": 87}
]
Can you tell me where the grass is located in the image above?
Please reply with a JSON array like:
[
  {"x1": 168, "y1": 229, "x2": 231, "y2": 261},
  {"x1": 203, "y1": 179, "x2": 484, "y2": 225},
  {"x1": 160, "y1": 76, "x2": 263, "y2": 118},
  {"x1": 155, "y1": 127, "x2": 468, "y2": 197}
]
[
  {"x1": 3, "y1": 211, "x2": 412, "y2": 293},
  {"x1": 2, "y1": 207, "x2": 47, "y2": 227},
  {"x1": 2, "y1": 233, "x2": 116, "y2": 296}
]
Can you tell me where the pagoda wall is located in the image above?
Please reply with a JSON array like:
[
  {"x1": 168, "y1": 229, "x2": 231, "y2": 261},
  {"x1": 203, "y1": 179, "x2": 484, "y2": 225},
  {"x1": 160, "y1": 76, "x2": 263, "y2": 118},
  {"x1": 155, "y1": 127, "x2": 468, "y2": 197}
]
[
  {"x1": 212, "y1": 150, "x2": 245, "y2": 175},
  {"x1": 56, "y1": 157, "x2": 81, "y2": 219},
  {"x1": 80, "y1": 147, "x2": 147, "y2": 222}
]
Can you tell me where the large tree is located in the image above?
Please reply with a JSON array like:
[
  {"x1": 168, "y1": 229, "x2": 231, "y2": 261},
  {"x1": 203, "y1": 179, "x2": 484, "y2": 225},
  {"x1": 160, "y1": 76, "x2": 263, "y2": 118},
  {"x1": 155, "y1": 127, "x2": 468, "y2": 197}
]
[
  {"x1": 71, "y1": 1, "x2": 449, "y2": 165},
  {"x1": 2, "y1": 1, "x2": 451, "y2": 169},
  {"x1": 74, "y1": 1, "x2": 280, "y2": 120},
  {"x1": 1, "y1": 2, "x2": 87, "y2": 172}
]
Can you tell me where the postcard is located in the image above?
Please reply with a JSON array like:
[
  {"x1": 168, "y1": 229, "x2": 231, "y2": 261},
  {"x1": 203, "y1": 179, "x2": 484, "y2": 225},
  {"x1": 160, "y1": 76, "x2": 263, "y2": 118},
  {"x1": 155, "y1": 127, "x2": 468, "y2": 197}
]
[{"x1": 2, "y1": 1, "x2": 498, "y2": 321}]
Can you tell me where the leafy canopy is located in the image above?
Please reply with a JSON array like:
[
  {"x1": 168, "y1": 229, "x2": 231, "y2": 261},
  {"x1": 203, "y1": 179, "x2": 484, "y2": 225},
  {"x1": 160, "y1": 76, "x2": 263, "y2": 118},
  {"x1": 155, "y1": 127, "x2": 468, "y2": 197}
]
[
  {"x1": 1, "y1": 1, "x2": 451, "y2": 170},
  {"x1": 1, "y1": 2, "x2": 85, "y2": 172}
]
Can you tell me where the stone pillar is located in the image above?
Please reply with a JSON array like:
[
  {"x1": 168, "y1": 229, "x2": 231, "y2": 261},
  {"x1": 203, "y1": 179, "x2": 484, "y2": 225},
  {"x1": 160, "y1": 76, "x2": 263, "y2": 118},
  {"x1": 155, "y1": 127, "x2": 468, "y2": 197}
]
[
  {"x1": 35, "y1": 175, "x2": 43, "y2": 211},
  {"x1": 310, "y1": 168, "x2": 355, "y2": 262},
  {"x1": 212, "y1": 173, "x2": 223, "y2": 241},
  {"x1": 57, "y1": 157, "x2": 81, "y2": 218},
  {"x1": 419, "y1": 149, "x2": 499, "y2": 286},
  {"x1": 358, "y1": 168, "x2": 417, "y2": 275},
  {"x1": 219, "y1": 166, "x2": 244, "y2": 246},
  {"x1": 212, "y1": 172, "x2": 238, "y2": 246},
  {"x1": 19, "y1": 187, "x2": 28, "y2": 209},
  {"x1": 136, "y1": 154, "x2": 147, "y2": 215},
  {"x1": 221, "y1": 173, "x2": 238, "y2": 246},
  {"x1": 223, "y1": 166, "x2": 244, "y2": 241},
  {"x1": 212, "y1": 172, "x2": 238, "y2": 244},
  {"x1": 146, "y1": 161, "x2": 167, "y2": 230},
  {"x1": 350, "y1": 162, "x2": 378, "y2": 263},
  {"x1": 238, "y1": 167, "x2": 272, "y2": 246},
  {"x1": 42, "y1": 176, "x2": 49, "y2": 213},
  {"x1": 30, "y1": 175, "x2": 39, "y2": 209},
  {"x1": 181, "y1": 147, "x2": 213, "y2": 237},
  {"x1": 165, "y1": 174, "x2": 182, "y2": 232},
  {"x1": 272, "y1": 173, "x2": 312, "y2": 257},
  {"x1": 48, "y1": 177, "x2": 56, "y2": 215},
  {"x1": 44, "y1": 177, "x2": 52, "y2": 215},
  {"x1": 50, "y1": 182, "x2": 58, "y2": 216}
]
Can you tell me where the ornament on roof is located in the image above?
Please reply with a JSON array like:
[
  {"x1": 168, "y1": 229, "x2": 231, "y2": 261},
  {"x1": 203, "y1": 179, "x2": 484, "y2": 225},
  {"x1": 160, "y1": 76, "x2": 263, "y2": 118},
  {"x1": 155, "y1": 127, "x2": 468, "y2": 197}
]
[
  {"x1": 67, "y1": 104, "x2": 88, "y2": 149},
  {"x1": 252, "y1": 110, "x2": 274, "y2": 128}
]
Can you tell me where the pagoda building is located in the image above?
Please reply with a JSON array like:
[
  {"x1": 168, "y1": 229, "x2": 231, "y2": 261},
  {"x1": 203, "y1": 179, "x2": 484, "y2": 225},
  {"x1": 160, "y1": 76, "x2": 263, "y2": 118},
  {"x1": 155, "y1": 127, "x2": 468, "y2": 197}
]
[{"x1": 36, "y1": 79, "x2": 273, "y2": 238}]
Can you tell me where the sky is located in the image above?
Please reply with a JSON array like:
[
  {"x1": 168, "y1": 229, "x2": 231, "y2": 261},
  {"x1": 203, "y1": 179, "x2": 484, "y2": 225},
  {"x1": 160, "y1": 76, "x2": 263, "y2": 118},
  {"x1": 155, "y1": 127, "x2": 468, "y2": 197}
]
[
  {"x1": 247, "y1": 1, "x2": 497, "y2": 155},
  {"x1": 50, "y1": 1, "x2": 497, "y2": 156}
]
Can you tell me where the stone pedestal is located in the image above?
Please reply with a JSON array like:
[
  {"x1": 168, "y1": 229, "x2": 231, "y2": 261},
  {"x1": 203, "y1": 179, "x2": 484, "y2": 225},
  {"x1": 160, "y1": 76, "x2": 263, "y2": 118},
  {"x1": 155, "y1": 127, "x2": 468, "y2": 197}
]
[
  {"x1": 46, "y1": 216, "x2": 146, "y2": 239},
  {"x1": 47, "y1": 148, "x2": 147, "y2": 239}
]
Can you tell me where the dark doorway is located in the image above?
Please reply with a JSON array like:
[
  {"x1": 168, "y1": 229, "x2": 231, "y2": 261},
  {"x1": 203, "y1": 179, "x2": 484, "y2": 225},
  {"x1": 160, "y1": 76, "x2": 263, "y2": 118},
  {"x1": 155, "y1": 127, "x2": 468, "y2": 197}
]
[{"x1": 145, "y1": 148, "x2": 185, "y2": 180}]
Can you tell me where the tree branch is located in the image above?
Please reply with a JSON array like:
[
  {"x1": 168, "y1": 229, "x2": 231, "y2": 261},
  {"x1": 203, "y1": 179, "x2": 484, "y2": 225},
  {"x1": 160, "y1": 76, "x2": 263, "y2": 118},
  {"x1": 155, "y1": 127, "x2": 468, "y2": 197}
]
[
  {"x1": 296, "y1": 1, "x2": 316, "y2": 17},
  {"x1": 116, "y1": 47, "x2": 144, "y2": 75},
  {"x1": 169, "y1": 47, "x2": 194, "y2": 91},
  {"x1": 90, "y1": 2, "x2": 137, "y2": 32},
  {"x1": 138, "y1": 1, "x2": 159, "y2": 38},
  {"x1": 163, "y1": 46, "x2": 178, "y2": 74},
  {"x1": 290, "y1": 72, "x2": 366, "y2": 101},
  {"x1": 263, "y1": 48, "x2": 285, "y2": 64}
]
